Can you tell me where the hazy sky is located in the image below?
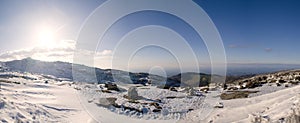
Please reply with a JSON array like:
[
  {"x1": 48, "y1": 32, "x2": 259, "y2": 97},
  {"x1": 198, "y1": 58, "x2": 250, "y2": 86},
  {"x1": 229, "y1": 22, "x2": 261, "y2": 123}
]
[{"x1": 0, "y1": 0, "x2": 300, "y2": 72}]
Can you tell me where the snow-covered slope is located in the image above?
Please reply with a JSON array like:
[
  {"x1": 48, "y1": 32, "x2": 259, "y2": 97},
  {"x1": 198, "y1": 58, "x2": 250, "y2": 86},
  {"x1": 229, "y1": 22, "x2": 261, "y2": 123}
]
[
  {"x1": 182, "y1": 84, "x2": 300, "y2": 123},
  {"x1": 0, "y1": 72, "x2": 202, "y2": 123},
  {"x1": 1, "y1": 62, "x2": 299, "y2": 123},
  {"x1": 0, "y1": 72, "x2": 92, "y2": 122},
  {"x1": 3, "y1": 58, "x2": 224, "y2": 88},
  {"x1": 3, "y1": 58, "x2": 166, "y2": 85}
]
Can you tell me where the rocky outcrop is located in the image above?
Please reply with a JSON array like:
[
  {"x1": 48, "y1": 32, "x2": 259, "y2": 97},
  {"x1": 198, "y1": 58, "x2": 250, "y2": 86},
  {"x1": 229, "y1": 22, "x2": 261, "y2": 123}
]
[
  {"x1": 220, "y1": 91, "x2": 259, "y2": 100},
  {"x1": 128, "y1": 87, "x2": 140, "y2": 100},
  {"x1": 2, "y1": 58, "x2": 166, "y2": 85},
  {"x1": 95, "y1": 97, "x2": 117, "y2": 108},
  {"x1": 0, "y1": 100, "x2": 5, "y2": 109},
  {"x1": 214, "y1": 102, "x2": 224, "y2": 108},
  {"x1": 104, "y1": 82, "x2": 119, "y2": 91},
  {"x1": 227, "y1": 70, "x2": 300, "y2": 90}
]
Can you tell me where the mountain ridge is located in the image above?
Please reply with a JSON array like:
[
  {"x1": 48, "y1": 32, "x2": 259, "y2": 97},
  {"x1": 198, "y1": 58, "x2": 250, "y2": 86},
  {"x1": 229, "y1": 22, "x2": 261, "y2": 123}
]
[{"x1": 1, "y1": 58, "x2": 215, "y2": 87}]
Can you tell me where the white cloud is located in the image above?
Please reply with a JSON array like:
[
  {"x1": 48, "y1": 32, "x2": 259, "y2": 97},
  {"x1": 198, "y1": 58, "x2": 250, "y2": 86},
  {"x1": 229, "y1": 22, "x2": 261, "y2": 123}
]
[
  {"x1": 0, "y1": 40, "x2": 113, "y2": 68},
  {"x1": 94, "y1": 49, "x2": 112, "y2": 57},
  {"x1": 100, "y1": 50, "x2": 112, "y2": 56}
]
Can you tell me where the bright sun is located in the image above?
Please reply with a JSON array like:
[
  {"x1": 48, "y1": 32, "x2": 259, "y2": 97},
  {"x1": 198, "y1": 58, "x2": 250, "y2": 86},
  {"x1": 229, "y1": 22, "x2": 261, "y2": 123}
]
[{"x1": 37, "y1": 25, "x2": 56, "y2": 48}]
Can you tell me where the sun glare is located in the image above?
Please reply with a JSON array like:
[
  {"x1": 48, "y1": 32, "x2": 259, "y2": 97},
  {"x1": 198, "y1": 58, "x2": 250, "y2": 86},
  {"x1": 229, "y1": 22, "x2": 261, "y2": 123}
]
[{"x1": 36, "y1": 25, "x2": 56, "y2": 48}]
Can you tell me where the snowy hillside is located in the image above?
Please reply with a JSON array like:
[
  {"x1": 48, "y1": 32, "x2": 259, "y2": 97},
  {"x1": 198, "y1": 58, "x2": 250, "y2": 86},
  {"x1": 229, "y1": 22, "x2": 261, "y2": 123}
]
[
  {"x1": 183, "y1": 84, "x2": 300, "y2": 123},
  {"x1": 3, "y1": 58, "x2": 220, "y2": 88},
  {"x1": 0, "y1": 71, "x2": 209, "y2": 123},
  {"x1": 3, "y1": 58, "x2": 166, "y2": 85},
  {"x1": 0, "y1": 72, "x2": 92, "y2": 122},
  {"x1": 0, "y1": 61, "x2": 299, "y2": 123}
]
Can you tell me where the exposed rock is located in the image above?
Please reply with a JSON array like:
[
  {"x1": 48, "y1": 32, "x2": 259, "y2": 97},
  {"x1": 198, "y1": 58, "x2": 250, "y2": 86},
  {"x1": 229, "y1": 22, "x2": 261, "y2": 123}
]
[
  {"x1": 221, "y1": 92, "x2": 248, "y2": 100},
  {"x1": 128, "y1": 87, "x2": 140, "y2": 100},
  {"x1": 149, "y1": 102, "x2": 162, "y2": 109},
  {"x1": 120, "y1": 104, "x2": 142, "y2": 113},
  {"x1": 165, "y1": 96, "x2": 179, "y2": 99},
  {"x1": 101, "y1": 90, "x2": 112, "y2": 93},
  {"x1": 153, "y1": 109, "x2": 161, "y2": 112},
  {"x1": 87, "y1": 99, "x2": 93, "y2": 103},
  {"x1": 243, "y1": 81, "x2": 262, "y2": 89},
  {"x1": 223, "y1": 83, "x2": 228, "y2": 90},
  {"x1": 221, "y1": 91, "x2": 259, "y2": 100},
  {"x1": 214, "y1": 102, "x2": 224, "y2": 108},
  {"x1": 289, "y1": 81, "x2": 299, "y2": 85},
  {"x1": 155, "y1": 99, "x2": 162, "y2": 103},
  {"x1": 128, "y1": 100, "x2": 139, "y2": 103},
  {"x1": 161, "y1": 108, "x2": 169, "y2": 116},
  {"x1": 184, "y1": 87, "x2": 203, "y2": 96},
  {"x1": 227, "y1": 70, "x2": 300, "y2": 90},
  {"x1": 105, "y1": 82, "x2": 119, "y2": 91},
  {"x1": 188, "y1": 109, "x2": 194, "y2": 112},
  {"x1": 278, "y1": 80, "x2": 286, "y2": 83},
  {"x1": 73, "y1": 86, "x2": 81, "y2": 90},
  {"x1": 0, "y1": 100, "x2": 5, "y2": 109},
  {"x1": 227, "y1": 86, "x2": 239, "y2": 91},
  {"x1": 169, "y1": 87, "x2": 177, "y2": 92},
  {"x1": 129, "y1": 73, "x2": 154, "y2": 85},
  {"x1": 137, "y1": 78, "x2": 151, "y2": 85},
  {"x1": 284, "y1": 83, "x2": 290, "y2": 87},
  {"x1": 141, "y1": 107, "x2": 149, "y2": 114},
  {"x1": 95, "y1": 97, "x2": 117, "y2": 108},
  {"x1": 200, "y1": 87, "x2": 209, "y2": 93},
  {"x1": 276, "y1": 83, "x2": 281, "y2": 86}
]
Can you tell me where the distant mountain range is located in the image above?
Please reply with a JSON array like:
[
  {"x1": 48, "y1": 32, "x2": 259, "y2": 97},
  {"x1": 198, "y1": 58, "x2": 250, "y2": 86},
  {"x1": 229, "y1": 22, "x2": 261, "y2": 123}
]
[{"x1": 0, "y1": 58, "x2": 217, "y2": 87}]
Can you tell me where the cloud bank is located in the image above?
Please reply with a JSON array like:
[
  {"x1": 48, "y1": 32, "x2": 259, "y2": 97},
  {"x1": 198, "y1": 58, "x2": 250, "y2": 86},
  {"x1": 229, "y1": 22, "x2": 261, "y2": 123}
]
[{"x1": 0, "y1": 40, "x2": 113, "y2": 68}]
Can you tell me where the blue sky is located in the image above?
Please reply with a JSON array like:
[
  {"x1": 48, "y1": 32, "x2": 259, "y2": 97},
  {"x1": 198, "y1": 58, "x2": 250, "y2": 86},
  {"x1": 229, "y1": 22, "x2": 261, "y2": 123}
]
[
  {"x1": 196, "y1": 0, "x2": 300, "y2": 64},
  {"x1": 0, "y1": 0, "x2": 300, "y2": 72}
]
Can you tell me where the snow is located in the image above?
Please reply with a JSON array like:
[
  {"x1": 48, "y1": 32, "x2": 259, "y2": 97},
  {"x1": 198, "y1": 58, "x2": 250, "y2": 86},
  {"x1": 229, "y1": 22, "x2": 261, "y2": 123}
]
[
  {"x1": 0, "y1": 71, "x2": 299, "y2": 123},
  {"x1": 77, "y1": 84, "x2": 205, "y2": 122},
  {"x1": 182, "y1": 84, "x2": 300, "y2": 123},
  {"x1": 0, "y1": 72, "x2": 92, "y2": 122}
]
